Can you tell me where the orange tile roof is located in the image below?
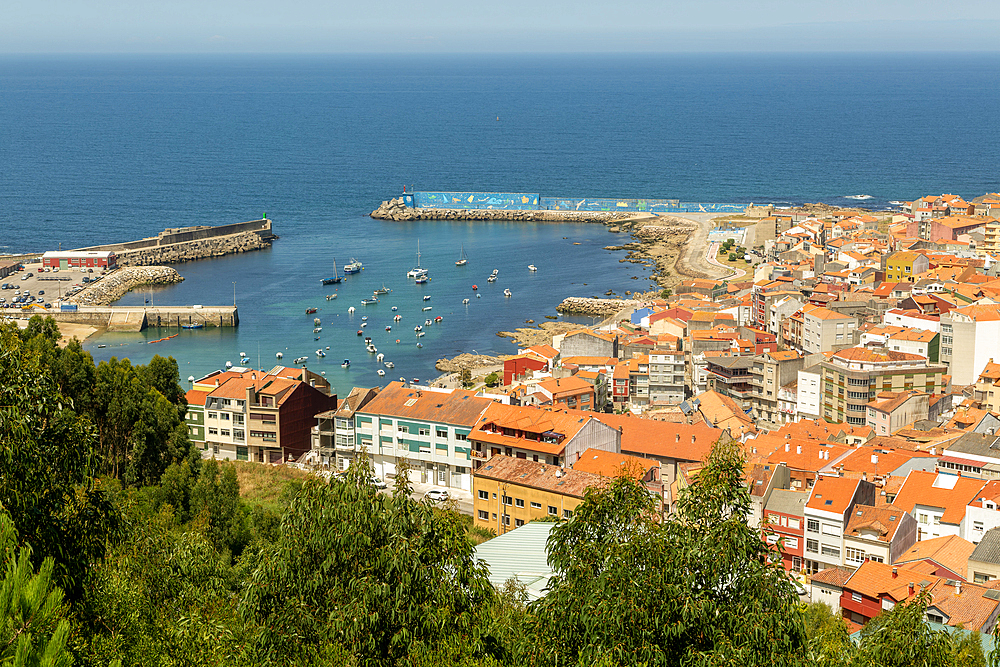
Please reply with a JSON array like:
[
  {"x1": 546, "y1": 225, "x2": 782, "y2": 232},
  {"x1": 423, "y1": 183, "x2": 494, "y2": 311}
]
[
  {"x1": 831, "y1": 347, "x2": 928, "y2": 364},
  {"x1": 835, "y1": 446, "x2": 931, "y2": 477},
  {"x1": 757, "y1": 437, "x2": 851, "y2": 473},
  {"x1": 893, "y1": 535, "x2": 976, "y2": 580},
  {"x1": 891, "y1": 470, "x2": 986, "y2": 525},
  {"x1": 845, "y1": 505, "x2": 910, "y2": 543},
  {"x1": 185, "y1": 389, "x2": 209, "y2": 406},
  {"x1": 525, "y1": 344, "x2": 559, "y2": 359},
  {"x1": 950, "y1": 303, "x2": 1000, "y2": 322},
  {"x1": 572, "y1": 448, "x2": 658, "y2": 480},
  {"x1": 472, "y1": 403, "x2": 597, "y2": 456},
  {"x1": 560, "y1": 356, "x2": 617, "y2": 367},
  {"x1": 590, "y1": 412, "x2": 722, "y2": 462},
  {"x1": 807, "y1": 475, "x2": 865, "y2": 514},
  {"x1": 361, "y1": 381, "x2": 491, "y2": 426},
  {"x1": 474, "y1": 454, "x2": 606, "y2": 498}
]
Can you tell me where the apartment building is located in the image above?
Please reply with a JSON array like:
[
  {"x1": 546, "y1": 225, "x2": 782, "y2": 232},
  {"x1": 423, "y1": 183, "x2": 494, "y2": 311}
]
[
  {"x1": 312, "y1": 386, "x2": 380, "y2": 471},
  {"x1": 803, "y1": 476, "x2": 876, "y2": 573},
  {"x1": 940, "y1": 303, "x2": 1000, "y2": 386},
  {"x1": 802, "y1": 307, "x2": 858, "y2": 354},
  {"x1": 884, "y1": 251, "x2": 930, "y2": 283},
  {"x1": 647, "y1": 350, "x2": 685, "y2": 404}
]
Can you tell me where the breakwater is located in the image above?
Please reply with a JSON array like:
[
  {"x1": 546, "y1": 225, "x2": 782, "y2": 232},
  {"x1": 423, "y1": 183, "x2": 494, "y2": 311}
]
[
  {"x1": 71, "y1": 266, "x2": 184, "y2": 306},
  {"x1": 556, "y1": 297, "x2": 642, "y2": 317},
  {"x1": 75, "y1": 219, "x2": 275, "y2": 254},
  {"x1": 372, "y1": 198, "x2": 644, "y2": 223},
  {"x1": 115, "y1": 231, "x2": 272, "y2": 266},
  {"x1": 43, "y1": 305, "x2": 238, "y2": 332},
  {"x1": 395, "y1": 192, "x2": 748, "y2": 214}
]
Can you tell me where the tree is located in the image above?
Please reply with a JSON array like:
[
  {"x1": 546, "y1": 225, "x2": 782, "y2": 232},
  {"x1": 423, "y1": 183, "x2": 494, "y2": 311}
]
[
  {"x1": 0, "y1": 506, "x2": 74, "y2": 667},
  {"x1": 459, "y1": 367, "x2": 472, "y2": 388},
  {"x1": 484, "y1": 372, "x2": 499, "y2": 387},
  {"x1": 189, "y1": 460, "x2": 250, "y2": 558},
  {"x1": 523, "y1": 437, "x2": 807, "y2": 666}
]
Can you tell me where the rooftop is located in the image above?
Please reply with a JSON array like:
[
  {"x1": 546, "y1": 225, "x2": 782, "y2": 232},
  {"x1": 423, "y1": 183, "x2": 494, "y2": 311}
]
[{"x1": 474, "y1": 454, "x2": 607, "y2": 498}]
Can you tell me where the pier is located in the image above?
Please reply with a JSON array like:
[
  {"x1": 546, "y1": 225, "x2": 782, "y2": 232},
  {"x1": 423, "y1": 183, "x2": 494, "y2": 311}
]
[{"x1": 39, "y1": 305, "x2": 238, "y2": 332}]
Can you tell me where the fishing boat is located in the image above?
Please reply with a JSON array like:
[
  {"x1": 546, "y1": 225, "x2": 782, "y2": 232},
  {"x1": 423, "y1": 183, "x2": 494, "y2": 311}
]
[
  {"x1": 348, "y1": 306, "x2": 355, "y2": 314},
  {"x1": 456, "y1": 243, "x2": 468, "y2": 266},
  {"x1": 377, "y1": 369, "x2": 386, "y2": 377},
  {"x1": 393, "y1": 314, "x2": 402, "y2": 321},
  {"x1": 374, "y1": 283, "x2": 392, "y2": 294},
  {"x1": 316, "y1": 349, "x2": 326, "y2": 357},
  {"x1": 414, "y1": 275, "x2": 429, "y2": 284},
  {"x1": 434, "y1": 316, "x2": 442, "y2": 322},
  {"x1": 305, "y1": 307, "x2": 318, "y2": 314},
  {"x1": 385, "y1": 325, "x2": 392, "y2": 332},
  {"x1": 504, "y1": 288, "x2": 512, "y2": 297},
  {"x1": 361, "y1": 297, "x2": 378, "y2": 306},
  {"x1": 423, "y1": 295, "x2": 431, "y2": 301},
  {"x1": 416, "y1": 343, "x2": 422, "y2": 348},
  {"x1": 313, "y1": 327, "x2": 322, "y2": 333},
  {"x1": 294, "y1": 356, "x2": 308, "y2": 364},
  {"x1": 391, "y1": 305, "x2": 398, "y2": 311},
  {"x1": 425, "y1": 319, "x2": 433, "y2": 326},
  {"x1": 407, "y1": 241, "x2": 428, "y2": 278},
  {"x1": 366, "y1": 344, "x2": 378, "y2": 354},
  {"x1": 322, "y1": 257, "x2": 343, "y2": 284},
  {"x1": 365, "y1": 336, "x2": 372, "y2": 343},
  {"x1": 472, "y1": 284, "x2": 477, "y2": 290},
  {"x1": 342, "y1": 359, "x2": 350, "y2": 368},
  {"x1": 416, "y1": 331, "x2": 425, "y2": 338},
  {"x1": 487, "y1": 275, "x2": 496, "y2": 283},
  {"x1": 528, "y1": 264, "x2": 537, "y2": 272},
  {"x1": 181, "y1": 323, "x2": 203, "y2": 329},
  {"x1": 344, "y1": 258, "x2": 363, "y2": 274},
  {"x1": 357, "y1": 330, "x2": 363, "y2": 336},
  {"x1": 360, "y1": 322, "x2": 367, "y2": 328},
  {"x1": 384, "y1": 361, "x2": 394, "y2": 369},
  {"x1": 414, "y1": 325, "x2": 422, "y2": 332},
  {"x1": 276, "y1": 352, "x2": 283, "y2": 359},
  {"x1": 361, "y1": 315, "x2": 368, "y2": 321},
  {"x1": 326, "y1": 293, "x2": 337, "y2": 300},
  {"x1": 376, "y1": 353, "x2": 384, "y2": 362},
  {"x1": 462, "y1": 298, "x2": 470, "y2": 304}
]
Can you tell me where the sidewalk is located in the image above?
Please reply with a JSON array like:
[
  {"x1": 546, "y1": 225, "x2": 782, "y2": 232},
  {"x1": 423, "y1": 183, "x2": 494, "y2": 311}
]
[{"x1": 384, "y1": 476, "x2": 474, "y2": 515}]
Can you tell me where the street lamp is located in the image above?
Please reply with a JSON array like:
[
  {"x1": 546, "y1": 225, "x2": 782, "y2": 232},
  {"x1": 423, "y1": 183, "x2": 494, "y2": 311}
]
[{"x1": 232, "y1": 282, "x2": 236, "y2": 307}]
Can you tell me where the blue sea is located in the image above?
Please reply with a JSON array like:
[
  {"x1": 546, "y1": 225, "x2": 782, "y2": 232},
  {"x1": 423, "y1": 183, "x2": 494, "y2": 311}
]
[{"x1": 2, "y1": 53, "x2": 999, "y2": 389}]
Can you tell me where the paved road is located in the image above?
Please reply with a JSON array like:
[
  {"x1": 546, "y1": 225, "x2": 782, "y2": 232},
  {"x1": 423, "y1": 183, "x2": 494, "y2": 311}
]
[
  {"x1": 383, "y1": 476, "x2": 474, "y2": 516},
  {"x1": 704, "y1": 242, "x2": 748, "y2": 280}
]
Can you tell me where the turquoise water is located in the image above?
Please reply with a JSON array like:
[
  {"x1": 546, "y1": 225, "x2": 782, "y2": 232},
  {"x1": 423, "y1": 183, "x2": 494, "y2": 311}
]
[{"x1": 3, "y1": 53, "x2": 1000, "y2": 387}]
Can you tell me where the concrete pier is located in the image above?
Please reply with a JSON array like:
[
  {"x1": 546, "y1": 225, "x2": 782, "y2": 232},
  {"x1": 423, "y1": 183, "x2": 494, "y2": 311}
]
[{"x1": 40, "y1": 305, "x2": 238, "y2": 332}]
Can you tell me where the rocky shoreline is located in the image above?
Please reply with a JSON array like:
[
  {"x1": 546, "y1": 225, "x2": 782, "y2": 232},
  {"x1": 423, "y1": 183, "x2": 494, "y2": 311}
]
[
  {"x1": 116, "y1": 231, "x2": 273, "y2": 266},
  {"x1": 71, "y1": 266, "x2": 184, "y2": 306},
  {"x1": 371, "y1": 198, "x2": 645, "y2": 224},
  {"x1": 434, "y1": 353, "x2": 507, "y2": 373},
  {"x1": 555, "y1": 297, "x2": 642, "y2": 317}
]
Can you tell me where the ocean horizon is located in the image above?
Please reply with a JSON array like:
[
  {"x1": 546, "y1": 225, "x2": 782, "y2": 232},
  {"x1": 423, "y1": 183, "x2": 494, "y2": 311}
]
[{"x1": 2, "y1": 52, "x2": 999, "y2": 387}]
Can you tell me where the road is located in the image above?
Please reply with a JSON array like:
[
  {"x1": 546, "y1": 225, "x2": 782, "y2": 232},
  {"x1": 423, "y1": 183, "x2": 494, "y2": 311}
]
[
  {"x1": 383, "y1": 476, "x2": 474, "y2": 516},
  {"x1": 704, "y1": 242, "x2": 748, "y2": 280}
]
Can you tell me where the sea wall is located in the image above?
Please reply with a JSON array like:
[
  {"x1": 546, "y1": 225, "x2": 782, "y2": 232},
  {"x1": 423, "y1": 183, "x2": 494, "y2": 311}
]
[
  {"x1": 372, "y1": 198, "x2": 642, "y2": 224},
  {"x1": 76, "y1": 219, "x2": 275, "y2": 253},
  {"x1": 116, "y1": 231, "x2": 271, "y2": 266},
  {"x1": 42, "y1": 305, "x2": 238, "y2": 330},
  {"x1": 71, "y1": 266, "x2": 184, "y2": 306},
  {"x1": 555, "y1": 297, "x2": 642, "y2": 316},
  {"x1": 397, "y1": 192, "x2": 748, "y2": 214}
]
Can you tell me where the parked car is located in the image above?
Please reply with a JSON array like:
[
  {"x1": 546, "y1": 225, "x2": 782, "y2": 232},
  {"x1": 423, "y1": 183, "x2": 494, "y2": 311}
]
[
  {"x1": 424, "y1": 489, "x2": 450, "y2": 502},
  {"x1": 37, "y1": 290, "x2": 44, "y2": 295},
  {"x1": 370, "y1": 477, "x2": 387, "y2": 489}
]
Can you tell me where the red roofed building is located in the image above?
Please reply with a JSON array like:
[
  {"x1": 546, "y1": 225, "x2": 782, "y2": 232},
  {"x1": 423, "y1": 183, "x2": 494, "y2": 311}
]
[
  {"x1": 503, "y1": 355, "x2": 549, "y2": 386},
  {"x1": 803, "y1": 475, "x2": 876, "y2": 573},
  {"x1": 531, "y1": 375, "x2": 596, "y2": 411},
  {"x1": 891, "y1": 470, "x2": 986, "y2": 541}
]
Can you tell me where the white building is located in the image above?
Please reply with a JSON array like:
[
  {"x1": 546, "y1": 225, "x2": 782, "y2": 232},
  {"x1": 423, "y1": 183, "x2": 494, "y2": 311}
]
[
  {"x1": 803, "y1": 476, "x2": 876, "y2": 573},
  {"x1": 940, "y1": 303, "x2": 1000, "y2": 386},
  {"x1": 796, "y1": 366, "x2": 822, "y2": 420}
]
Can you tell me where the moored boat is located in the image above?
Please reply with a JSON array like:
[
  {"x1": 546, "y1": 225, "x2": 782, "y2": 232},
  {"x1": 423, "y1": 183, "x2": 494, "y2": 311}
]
[
  {"x1": 361, "y1": 297, "x2": 378, "y2": 305},
  {"x1": 462, "y1": 298, "x2": 470, "y2": 304},
  {"x1": 342, "y1": 359, "x2": 350, "y2": 367},
  {"x1": 528, "y1": 264, "x2": 537, "y2": 272},
  {"x1": 504, "y1": 288, "x2": 512, "y2": 297},
  {"x1": 322, "y1": 257, "x2": 343, "y2": 284},
  {"x1": 181, "y1": 323, "x2": 203, "y2": 329},
  {"x1": 305, "y1": 307, "x2": 318, "y2": 314},
  {"x1": 294, "y1": 356, "x2": 308, "y2": 364},
  {"x1": 422, "y1": 306, "x2": 432, "y2": 311},
  {"x1": 344, "y1": 258, "x2": 363, "y2": 274},
  {"x1": 377, "y1": 369, "x2": 386, "y2": 377},
  {"x1": 423, "y1": 295, "x2": 431, "y2": 301},
  {"x1": 456, "y1": 243, "x2": 468, "y2": 266}
]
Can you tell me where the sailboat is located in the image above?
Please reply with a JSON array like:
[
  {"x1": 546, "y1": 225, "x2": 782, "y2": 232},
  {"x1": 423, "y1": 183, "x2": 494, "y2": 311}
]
[
  {"x1": 407, "y1": 241, "x2": 428, "y2": 279},
  {"x1": 321, "y1": 257, "x2": 343, "y2": 285},
  {"x1": 455, "y1": 243, "x2": 468, "y2": 267}
]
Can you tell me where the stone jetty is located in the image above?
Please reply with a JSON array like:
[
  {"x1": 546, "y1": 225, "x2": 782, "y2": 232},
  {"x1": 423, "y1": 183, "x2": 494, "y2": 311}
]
[
  {"x1": 116, "y1": 231, "x2": 272, "y2": 266},
  {"x1": 72, "y1": 266, "x2": 184, "y2": 306},
  {"x1": 555, "y1": 297, "x2": 642, "y2": 317},
  {"x1": 435, "y1": 353, "x2": 506, "y2": 373},
  {"x1": 372, "y1": 198, "x2": 642, "y2": 224}
]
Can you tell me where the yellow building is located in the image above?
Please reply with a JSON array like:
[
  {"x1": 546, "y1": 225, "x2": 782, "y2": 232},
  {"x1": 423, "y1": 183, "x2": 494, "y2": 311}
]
[
  {"x1": 884, "y1": 251, "x2": 929, "y2": 283},
  {"x1": 472, "y1": 455, "x2": 606, "y2": 534}
]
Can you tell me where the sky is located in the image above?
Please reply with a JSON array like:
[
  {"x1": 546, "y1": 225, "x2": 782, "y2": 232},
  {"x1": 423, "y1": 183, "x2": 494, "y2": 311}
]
[{"x1": 4, "y1": 0, "x2": 1000, "y2": 53}]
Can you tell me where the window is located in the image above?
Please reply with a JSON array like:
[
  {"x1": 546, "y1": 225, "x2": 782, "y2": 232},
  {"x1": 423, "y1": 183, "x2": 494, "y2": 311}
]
[
  {"x1": 807, "y1": 519, "x2": 820, "y2": 533},
  {"x1": 927, "y1": 613, "x2": 944, "y2": 624},
  {"x1": 208, "y1": 411, "x2": 218, "y2": 419},
  {"x1": 515, "y1": 519, "x2": 525, "y2": 527},
  {"x1": 788, "y1": 518, "x2": 800, "y2": 530},
  {"x1": 822, "y1": 523, "x2": 840, "y2": 536},
  {"x1": 548, "y1": 506, "x2": 558, "y2": 516},
  {"x1": 502, "y1": 515, "x2": 510, "y2": 526},
  {"x1": 806, "y1": 539, "x2": 819, "y2": 553},
  {"x1": 530, "y1": 502, "x2": 542, "y2": 509},
  {"x1": 220, "y1": 413, "x2": 230, "y2": 421},
  {"x1": 455, "y1": 433, "x2": 467, "y2": 441},
  {"x1": 478, "y1": 490, "x2": 489, "y2": 500},
  {"x1": 821, "y1": 545, "x2": 840, "y2": 558},
  {"x1": 846, "y1": 547, "x2": 866, "y2": 564},
  {"x1": 236, "y1": 446, "x2": 248, "y2": 461},
  {"x1": 478, "y1": 510, "x2": 489, "y2": 520},
  {"x1": 502, "y1": 495, "x2": 512, "y2": 506},
  {"x1": 208, "y1": 427, "x2": 218, "y2": 435},
  {"x1": 852, "y1": 592, "x2": 862, "y2": 603},
  {"x1": 785, "y1": 537, "x2": 798, "y2": 550},
  {"x1": 919, "y1": 514, "x2": 928, "y2": 524},
  {"x1": 398, "y1": 425, "x2": 408, "y2": 434},
  {"x1": 563, "y1": 509, "x2": 574, "y2": 519},
  {"x1": 974, "y1": 573, "x2": 992, "y2": 584},
  {"x1": 418, "y1": 428, "x2": 430, "y2": 436},
  {"x1": 975, "y1": 521, "x2": 985, "y2": 532},
  {"x1": 436, "y1": 429, "x2": 448, "y2": 439},
  {"x1": 515, "y1": 498, "x2": 524, "y2": 508}
]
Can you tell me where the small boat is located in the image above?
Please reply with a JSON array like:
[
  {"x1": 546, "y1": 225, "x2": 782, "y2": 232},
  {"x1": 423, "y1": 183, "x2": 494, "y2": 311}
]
[
  {"x1": 491, "y1": 269, "x2": 498, "y2": 276},
  {"x1": 434, "y1": 316, "x2": 442, "y2": 322},
  {"x1": 342, "y1": 359, "x2": 350, "y2": 368},
  {"x1": 456, "y1": 243, "x2": 468, "y2": 267},
  {"x1": 391, "y1": 306, "x2": 398, "y2": 311},
  {"x1": 306, "y1": 307, "x2": 317, "y2": 314},
  {"x1": 361, "y1": 322, "x2": 367, "y2": 328},
  {"x1": 425, "y1": 319, "x2": 433, "y2": 325},
  {"x1": 504, "y1": 288, "x2": 512, "y2": 297},
  {"x1": 344, "y1": 258, "x2": 363, "y2": 274},
  {"x1": 225, "y1": 361, "x2": 233, "y2": 369},
  {"x1": 374, "y1": 283, "x2": 392, "y2": 294},
  {"x1": 377, "y1": 353, "x2": 384, "y2": 362},
  {"x1": 412, "y1": 378, "x2": 420, "y2": 384},
  {"x1": 423, "y1": 295, "x2": 431, "y2": 301},
  {"x1": 528, "y1": 264, "x2": 537, "y2": 272},
  {"x1": 361, "y1": 297, "x2": 378, "y2": 306},
  {"x1": 476, "y1": 293, "x2": 481, "y2": 298},
  {"x1": 422, "y1": 306, "x2": 432, "y2": 312},
  {"x1": 348, "y1": 306, "x2": 355, "y2": 314},
  {"x1": 384, "y1": 361, "x2": 394, "y2": 368},
  {"x1": 313, "y1": 327, "x2": 322, "y2": 333},
  {"x1": 357, "y1": 330, "x2": 363, "y2": 336},
  {"x1": 367, "y1": 345, "x2": 378, "y2": 354},
  {"x1": 416, "y1": 343, "x2": 422, "y2": 348},
  {"x1": 322, "y1": 257, "x2": 343, "y2": 285},
  {"x1": 97, "y1": 344, "x2": 107, "y2": 348},
  {"x1": 487, "y1": 276, "x2": 496, "y2": 283},
  {"x1": 361, "y1": 315, "x2": 368, "y2": 321},
  {"x1": 276, "y1": 352, "x2": 283, "y2": 359},
  {"x1": 844, "y1": 194, "x2": 873, "y2": 200},
  {"x1": 414, "y1": 325, "x2": 423, "y2": 331},
  {"x1": 472, "y1": 285, "x2": 477, "y2": 290},
  {"x1": 326, "y1": 293, "x2": 338, "y2": 300},
  {"x1": 316, "y1": 349, "x2": 326, "y2": 357},
  {"x1": 377, "y1": 369, "x2": 386, "y2": 377},
  {"x1": 414, "y1": 275, "x2": 429, "y2": 284},
  {"x1": 385, "y1": 325, "x2": 392, "y2": 332},
  {"x1": 314, "y1": 336, "x2": 321, "y2": 341},
  {"x1": 365, "y1": 337, "x2": 372, "y2": 343},
  {"x1": 181, "y1": 323, "x2": 203, "y2": 329},
  {"x1": 326, "y1": 346, "x2": 330, "y2": 350},
  {"x1": 417, "y1": 331, "x2": 425, "y2": 338},
  {"x1": 314, "y1": 318, "x2": 321, "y2": 325},
  {"x1": 294, "y1": 356, "x2": 308, "y2": 364},
  {"x1": 407, "y1": 241, "x2": 427, "y2": 278},
  {"x1": 394, "y1": 314, "x2": 401, "y2": 321},
  {"x1": 462, "y1": 298, "x2": 470, "y2": 304}
]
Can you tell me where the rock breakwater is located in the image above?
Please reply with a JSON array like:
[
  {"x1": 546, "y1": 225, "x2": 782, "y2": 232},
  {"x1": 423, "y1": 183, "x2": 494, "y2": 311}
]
[
  {"x1": 72, "y1": 267, "x2": 184, "y2": 306},
  {"x1": 117, "y1": 231, "x2": 272, "y2": 266},
  {"x1": 435, "y1": 353, "x2": 506, "y2": 373},
  {"x1": 372, "y1": 198, "x2": 642, "y2": 224},
  {"x1": 555, "y1": 297, "x2": 641, "y2": 317}
]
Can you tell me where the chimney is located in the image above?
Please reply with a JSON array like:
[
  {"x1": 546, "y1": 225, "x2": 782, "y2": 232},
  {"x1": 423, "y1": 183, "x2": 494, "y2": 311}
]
[
  {"x1": 892, "y1": 567, "x2": 897, "y2": 578},
  {"x1": 676, "y1": 433, "x2": 680, "y2": 442},
  {"x1": 797, "y1": 445, "x2": 802, "y2": 455},
  {"x1": 956, "y1": 581, "x2": 961, "y2": 595},
  {"x1": 785, "y1": 443, "x2": 790, "y2": 452},
  {"x1": 908, "y1": 582, "x2": 915, "y2": 594},
  {"x1": 819, "y1": 450, "x2": 823, "y2": 460},
  {"x1": 691, "y1": 435, "x2": 696, "y2": 443}
]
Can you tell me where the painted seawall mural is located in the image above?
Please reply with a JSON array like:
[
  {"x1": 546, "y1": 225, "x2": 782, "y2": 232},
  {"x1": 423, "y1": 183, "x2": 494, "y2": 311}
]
[{"x1": 404, "y1": 192, "x2": 745, "y2": 214}]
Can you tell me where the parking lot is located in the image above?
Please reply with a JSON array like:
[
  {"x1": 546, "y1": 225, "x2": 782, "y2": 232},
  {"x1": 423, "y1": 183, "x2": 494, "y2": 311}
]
[{"x1": 0, "y1": 260, "x2": 104, "y2": 310}]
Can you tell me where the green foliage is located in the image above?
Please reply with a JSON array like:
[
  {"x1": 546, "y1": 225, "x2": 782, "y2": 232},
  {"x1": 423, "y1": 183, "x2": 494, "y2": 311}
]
[
  {"x1": 803, "y1": 603, "x2": 853, "y2": 666},
  {"x1": 484, "y1": 372, "x2": 500, "y2": 387},
  {"x1": 460, "y1": 367, "x2": 473, "y2": 388},
  {"x1": 660, "y1": 288, "x2": 672, "y2": 298},
  {"x1": 524, "y1": 437, "x2": 807, "y2": 666},
  {"x1": 239, "y1": 477, "x2": 498, "y2": 666},
  {"x1": 0, "y1": 507, "x2": 73, "y2": 667},
  {"x1": 189, "y1": 460, "x2": 251, "y2": 559},
  {"x1": 729, "y1": 252, "x2": 738, "y2": 261}
]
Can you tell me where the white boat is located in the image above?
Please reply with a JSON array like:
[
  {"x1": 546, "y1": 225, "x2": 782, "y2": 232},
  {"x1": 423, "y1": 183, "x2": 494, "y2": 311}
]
[
  {"x1": 342, "y1": 359, "x2": 350, "y2": 368},
  {"x1": 225, "y1": 361, "x2": 233, "y2": 369},
  {"x1": 423, "y1": 295, "x2": 431, "y2": 301},
  {"x1": 313, "y1": 327, "x2": 322, "y2": 333},
  {"x1": 344, "y1": 258, "x2": 363, "y2": 274},
  {"x1": 361, "y1": 322, "x2": 367, "y2": 328},
  {"x1": 326, "y1": 293, "x2": 337, "y2": 300},
  {"x1": 316, "y1": 350, "x2": 326, "y2": 357},
  {"x1": 417, "y1": 331, "x2": 425, "y2": 338},
  {"x1": 276, "y1": 352, "x2": 283, "y2": 359},
  {"x1": 361, "y1": 315, "x2": 368, "y2": 321},
  {"x1": 385, "y1": 325, "x2": 391, "y2": 332},
  {"x1": 391, "y1": 306, "x2": 398, "y2": 311},
  {"x1": 504, "y1": 288, "x2": 512, "y2": 297},
  {"x1": 367, "y1": 344, "x2": 377, "y2": 353},
  {"x1": 384, "y1": 361, "x2": 394, "y2": 368},
  {"x1": 462, "y1": 298, "x2": 470, "y2": 304},
  {"x1": 376, "y1": 353, "x2": 384, "y2": 362},
  {"x1": 456, "y1": 243, "x2": 467, "y2": 267},
  {"x1": 487, "y1": 275, "x2": 496, "y2": 283},
  {"x1": 491, "y1": 269, "x2": 498, "y2": 276},
  {"x1": 361, "y1": 297, "x2": 378, "y2": 306},
  {"x1": 414, "y1": 325, "x2": 422, "y2": 331},
  {"x1": 425, "y1": 319, "x2": 433, "y2": 325},
  {"x1": 294, "y1": 356, "x2": 308, "y2": 364},
  {"x1": 528, "y1": 264, "x2": 537, "y2": 272},
  {"x1": 422, "y1": 306, "x2": 432, "y2": 311},
  {"x1": 407, "y1": 241, "x2": 428, "y2": 278},
  {"x1": 394, "y1": 314, "x2": 401, "y2": 321},
  {"x1": 348, "y1": 306, "x2": 355, "y2": 313},
  {"x1": 377, "y1": 369, "x2": 386, "y2": 377},
  {"x1": 844, "y1": 194, "x2": 873, "y2": 200}
]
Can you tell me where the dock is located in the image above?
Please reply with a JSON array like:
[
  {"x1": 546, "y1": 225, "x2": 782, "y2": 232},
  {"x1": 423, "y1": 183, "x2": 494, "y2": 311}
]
[{"x1": 37, "y1": 305, "x2": 238, "y2": 332}]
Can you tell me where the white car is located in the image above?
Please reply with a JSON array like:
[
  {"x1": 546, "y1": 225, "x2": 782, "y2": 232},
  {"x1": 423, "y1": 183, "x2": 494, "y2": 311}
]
[
  {"x1": 424, "y1": 489, "x2": 450, "y2": 502},
  {"x1": 370, "y1": 477, "x2": 387, "y2": 489}
]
